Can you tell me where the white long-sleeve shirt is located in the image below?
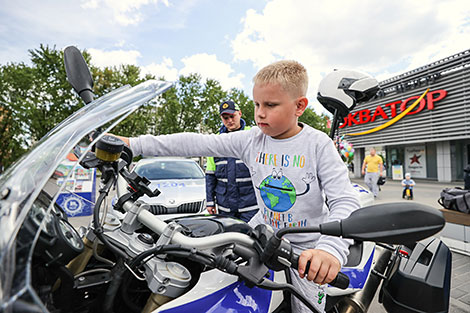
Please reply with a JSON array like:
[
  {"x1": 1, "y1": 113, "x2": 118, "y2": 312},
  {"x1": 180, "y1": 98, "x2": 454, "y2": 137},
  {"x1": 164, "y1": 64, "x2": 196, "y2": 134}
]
[{"x1": 130, "y1": 123, "x2": 359, "y2": 265}]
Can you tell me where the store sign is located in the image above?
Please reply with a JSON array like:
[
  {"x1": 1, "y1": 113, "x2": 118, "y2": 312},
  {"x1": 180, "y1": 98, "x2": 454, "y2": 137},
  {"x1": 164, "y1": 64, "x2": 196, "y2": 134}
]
[
  {"x1": 341, "y1": 89, "x2": 447, "y2": 136},
  {"x1": 341, "y1": 89, "x2": 447, "y2": 129},
  {"x1": 405, "y1": 146, "x2": 427, "y2": 178},
  {"x1": 392, "y1": 165, "x2": 404, "y2": 180}
]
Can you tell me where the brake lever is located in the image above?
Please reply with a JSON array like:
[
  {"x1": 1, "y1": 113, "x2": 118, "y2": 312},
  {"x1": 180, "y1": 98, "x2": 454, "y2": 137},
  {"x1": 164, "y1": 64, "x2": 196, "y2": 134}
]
[{"x1": 232, "y1": 246, "x2": 270, "y2": 288}]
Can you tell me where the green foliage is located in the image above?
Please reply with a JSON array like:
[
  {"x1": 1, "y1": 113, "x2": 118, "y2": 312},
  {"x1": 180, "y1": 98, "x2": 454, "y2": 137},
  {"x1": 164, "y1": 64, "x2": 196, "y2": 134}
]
[
  {"x1": 155, "y1": 73, "x2": 207, "y2": 135},
  {"x1": 0, "y1": 44, "x2": 82, "y2": 171},
  {"x1": 0, "y1": 44, "x2": 328, "y2": 171},
  {"x1": 199, "y1": 79, "x2": 227, "y2": 133},
  {"x1": 154, "y1": 75, "x2": 255, "y2": 135},
  {"x1": 227, "y1": 88, "x2": 255, "y2": 127},
  {"x1": 93, "y1": 64, "x2": 156, "y2": 137},
  {"x1": 299, "y1": 107, "x2": 329, "y2": 134},
  {"x1": 0, "y1": 62, "x2": 35, "y2": 168},
  {"x1": 26, "y1": 45, "x2": 83, "y2": 141}
]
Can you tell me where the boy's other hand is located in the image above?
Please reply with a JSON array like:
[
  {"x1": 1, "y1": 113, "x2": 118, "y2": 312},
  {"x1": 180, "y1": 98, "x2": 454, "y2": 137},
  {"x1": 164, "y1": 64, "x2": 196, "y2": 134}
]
[
  {"x1": 298, "y1": 249, "x2": 341, "y2": 285},
  {"x1": 107, "y1": 134, "x2": 130, "y2": 146}
]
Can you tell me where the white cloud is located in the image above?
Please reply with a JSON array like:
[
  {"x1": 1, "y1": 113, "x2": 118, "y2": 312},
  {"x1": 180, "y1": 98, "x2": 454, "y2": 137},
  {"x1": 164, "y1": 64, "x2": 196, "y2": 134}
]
[
  {"x1": 84, "y1": 48, "x2": 245, "y2": 91},
  {"x1": 87, "y1": 48, "x2": 141, "y2": 68},
  {"x1": 115, "y1": 40, "x2": 126, "y2": 48},
  {"x1": 80, "y1": 0, "x2": 170, "y2": 26},
  {"x1": 180, "y1": 53, "x2": 245, "y2": 90},
  {"x1": 141, "y1": 57, "x2": 179, "y2": 81},
  {"x1": 231, "y1": 0, "x2": 470, "y2": 113},
  {"x1": 88, "y1": 51, "x2": 246, "y2": 91},
  {"x1": 81, "y1": 0, "x2": 99, "y2": 9}
]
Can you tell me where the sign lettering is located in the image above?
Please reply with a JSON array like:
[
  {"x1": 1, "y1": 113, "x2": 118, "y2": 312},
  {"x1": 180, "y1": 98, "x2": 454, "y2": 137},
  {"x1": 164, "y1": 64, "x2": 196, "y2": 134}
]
[{"x1": 340, "y1": 89, "x2": 447, "y2": 129}]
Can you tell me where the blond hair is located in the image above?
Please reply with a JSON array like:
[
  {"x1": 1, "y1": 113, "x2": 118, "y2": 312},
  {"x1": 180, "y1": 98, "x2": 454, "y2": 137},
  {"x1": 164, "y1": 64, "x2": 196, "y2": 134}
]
[{"x1": 253, "y1": 60, "x2": 308, "y2": 98}]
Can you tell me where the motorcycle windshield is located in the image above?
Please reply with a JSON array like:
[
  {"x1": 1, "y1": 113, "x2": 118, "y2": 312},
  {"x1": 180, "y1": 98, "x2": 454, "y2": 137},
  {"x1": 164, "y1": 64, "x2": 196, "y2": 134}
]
[{"x1": 0, "y1": 80, "x2": 173, "y2": 309}]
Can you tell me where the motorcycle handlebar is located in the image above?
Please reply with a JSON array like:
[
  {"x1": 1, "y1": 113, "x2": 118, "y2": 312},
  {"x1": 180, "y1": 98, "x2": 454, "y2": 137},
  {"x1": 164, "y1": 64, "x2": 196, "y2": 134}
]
[
  {"x1": 138, "y1": 209, "x2": 256, "y2": 250},
  {"x1": 136, "y1": 204, "x2": 350, "y2": 289},
  {"x1": 290, "y1": 253, "x2": 350, "y2": 290}
]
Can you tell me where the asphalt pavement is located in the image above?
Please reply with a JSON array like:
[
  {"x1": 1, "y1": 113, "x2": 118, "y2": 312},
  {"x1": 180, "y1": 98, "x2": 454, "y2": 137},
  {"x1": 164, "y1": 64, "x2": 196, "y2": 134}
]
[{"x1": 351, "y1": 177, "x2": 470, "y2": 313}]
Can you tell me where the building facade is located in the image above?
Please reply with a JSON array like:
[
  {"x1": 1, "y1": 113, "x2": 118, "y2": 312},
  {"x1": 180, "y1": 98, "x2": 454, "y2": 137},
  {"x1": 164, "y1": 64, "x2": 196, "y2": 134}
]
[{"x1": 340, "y1": 49, "x2": 470, "y2": 182}]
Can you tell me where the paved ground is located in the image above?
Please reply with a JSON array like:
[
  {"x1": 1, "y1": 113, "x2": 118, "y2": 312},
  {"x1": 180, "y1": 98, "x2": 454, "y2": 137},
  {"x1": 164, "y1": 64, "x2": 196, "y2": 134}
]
[{"x1": 351, "y1": 177, "x2": 470, "y2": 313}]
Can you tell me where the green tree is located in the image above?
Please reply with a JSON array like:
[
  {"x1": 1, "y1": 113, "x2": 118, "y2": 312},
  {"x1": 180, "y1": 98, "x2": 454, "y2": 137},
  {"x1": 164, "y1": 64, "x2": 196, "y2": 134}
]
[
  {"x1": 26, "y1": 45, "x2": 83, "y2": 141},
  {"x1": 0, "y1": 45, "x2": 85, "y2": 171},
  {"x1": 299, "y1": 107, "x2": 329, "y2": 134},
  {"x1": 199, "y1": 78, "x2": 227, "y2": 133},
  {"x1": 155, "y1": 73, "x2": 205, "y2": 135},
  {"x1": 0, "y1": 44, "x2": 328, "y2": 171},
  {"x1": 0, "y1": 45, "x2": 155, "y2": 170},
  {"x1": 0, "y1": 63, "x2": 35, "y2": 170},
  {"x1": 153, "y1": 76, "x2": 255, "y2": 135},
  {"x1": 94, "y1": 64, "x2": 157, "y2": 137},
  {"x1": 154, "y1": 74, "x2": 253, "y2": 135},
  {"x1": 227, "y1": 88, "x2": 255, "y2": 128}
]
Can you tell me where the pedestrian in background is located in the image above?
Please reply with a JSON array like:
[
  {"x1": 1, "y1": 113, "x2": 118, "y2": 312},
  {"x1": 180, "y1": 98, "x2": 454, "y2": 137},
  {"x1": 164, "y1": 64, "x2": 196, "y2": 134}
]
[
  {"x1": 361, "y1": 148, "x2": 383, "y2": 197},
  {"x1": 205, "y1": 100, "x2": 258, "y2": 222}
]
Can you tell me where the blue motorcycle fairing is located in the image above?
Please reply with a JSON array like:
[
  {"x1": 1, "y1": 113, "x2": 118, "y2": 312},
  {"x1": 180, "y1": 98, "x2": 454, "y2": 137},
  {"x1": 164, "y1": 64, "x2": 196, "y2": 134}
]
[
  {"x1": 340, "y1": 248, "x2": 374, "y2": 289},
  {"x1": 159, "y1": 270, "x2": 274, "y2": 313}
]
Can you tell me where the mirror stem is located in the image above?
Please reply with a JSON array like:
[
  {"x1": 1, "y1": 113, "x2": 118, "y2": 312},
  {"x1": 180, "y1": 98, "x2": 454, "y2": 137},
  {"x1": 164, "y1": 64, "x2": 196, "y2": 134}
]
[{"x1": 329, "y1": 109, "x2": 339, "y2": 140}]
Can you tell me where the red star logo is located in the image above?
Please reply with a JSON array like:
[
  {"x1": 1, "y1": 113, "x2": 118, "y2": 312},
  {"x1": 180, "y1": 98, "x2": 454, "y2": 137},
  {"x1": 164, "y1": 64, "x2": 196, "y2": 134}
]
[{"x1": 410, "y1": 154, "x2": 421, "y2": 164}]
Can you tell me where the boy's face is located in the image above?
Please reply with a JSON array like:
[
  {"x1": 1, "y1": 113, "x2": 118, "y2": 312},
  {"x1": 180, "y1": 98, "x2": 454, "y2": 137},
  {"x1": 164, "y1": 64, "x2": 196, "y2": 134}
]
[{"x1": 253, "y1": 83, "x2": 307, "y2": 139}]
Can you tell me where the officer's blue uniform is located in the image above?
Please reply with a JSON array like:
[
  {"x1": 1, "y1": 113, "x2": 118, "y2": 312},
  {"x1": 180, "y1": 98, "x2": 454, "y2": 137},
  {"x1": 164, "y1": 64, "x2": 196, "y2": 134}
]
[{"x1": 205, "y1": 118, "x2": 258, "y2": 222}]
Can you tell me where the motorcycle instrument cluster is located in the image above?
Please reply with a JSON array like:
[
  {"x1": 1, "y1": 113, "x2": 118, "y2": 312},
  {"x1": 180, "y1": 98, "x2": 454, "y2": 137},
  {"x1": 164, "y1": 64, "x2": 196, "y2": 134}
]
[{"x1": 27, "y1": 192, "x2": 84, "y2": 266}]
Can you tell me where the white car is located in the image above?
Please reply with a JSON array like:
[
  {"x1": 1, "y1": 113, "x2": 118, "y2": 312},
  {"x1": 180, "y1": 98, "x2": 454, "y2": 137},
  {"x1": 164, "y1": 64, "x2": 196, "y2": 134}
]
[{"x1": 129, "y1": 157, "x2": 207, "y2": 218}]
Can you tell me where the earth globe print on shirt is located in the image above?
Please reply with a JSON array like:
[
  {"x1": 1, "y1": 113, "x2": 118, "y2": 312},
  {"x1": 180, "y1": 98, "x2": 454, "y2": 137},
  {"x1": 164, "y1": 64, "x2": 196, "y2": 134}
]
[{"x1": 259, "y1": 172, "x2": 296, "y2": 212}]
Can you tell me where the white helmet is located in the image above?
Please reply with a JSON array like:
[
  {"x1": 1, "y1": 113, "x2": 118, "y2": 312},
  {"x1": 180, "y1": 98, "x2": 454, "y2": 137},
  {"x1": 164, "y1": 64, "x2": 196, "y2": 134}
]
[{"x1": 317, "y1": 69, "x2": 379, "y2": 120}]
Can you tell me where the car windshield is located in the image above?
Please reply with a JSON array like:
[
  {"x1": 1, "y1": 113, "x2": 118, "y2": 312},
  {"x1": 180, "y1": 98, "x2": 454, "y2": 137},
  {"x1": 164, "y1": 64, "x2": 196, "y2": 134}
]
[{"x1": 134, "y1": 160, "x2": 205, "y2": 180}]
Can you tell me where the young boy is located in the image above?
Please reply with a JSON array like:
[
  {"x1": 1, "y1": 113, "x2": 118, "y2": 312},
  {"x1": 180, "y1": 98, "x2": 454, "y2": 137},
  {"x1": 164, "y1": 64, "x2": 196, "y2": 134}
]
[
  {"x1": 402, "y1": 173, "x2": 415, "y2": 200},
  {"x1": 120, "y1": 60, "x2": 360, "y2": 312}
]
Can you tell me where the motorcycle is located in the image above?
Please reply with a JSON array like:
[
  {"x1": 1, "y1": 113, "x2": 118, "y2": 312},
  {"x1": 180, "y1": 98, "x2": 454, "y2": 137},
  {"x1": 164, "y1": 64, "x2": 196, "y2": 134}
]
[{"x1": 0, "y1": 47, "x2": 452, "y2": 313}]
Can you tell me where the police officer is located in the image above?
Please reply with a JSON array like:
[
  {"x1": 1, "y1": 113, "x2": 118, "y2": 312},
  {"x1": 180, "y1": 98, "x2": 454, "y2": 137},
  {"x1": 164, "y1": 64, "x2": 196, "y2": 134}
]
[{"x1": 205, "y1": 100, "x2": 258, "y2": 222}]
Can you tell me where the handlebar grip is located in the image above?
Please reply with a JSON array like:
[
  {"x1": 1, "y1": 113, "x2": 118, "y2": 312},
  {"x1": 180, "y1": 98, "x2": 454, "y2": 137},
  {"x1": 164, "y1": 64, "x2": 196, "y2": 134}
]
[
  {"x1": 329, "y1": 272, "x2": 350, "y2": 290},
  {"x1": 291, "y1": 254, "x2": 350, "y2": 290}
]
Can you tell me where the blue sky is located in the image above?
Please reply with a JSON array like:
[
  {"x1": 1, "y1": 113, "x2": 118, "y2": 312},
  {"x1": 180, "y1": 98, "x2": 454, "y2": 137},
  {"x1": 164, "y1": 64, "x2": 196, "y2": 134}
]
[{"x1": 2, "y1": 0, "x2": 470, "y2": 113}]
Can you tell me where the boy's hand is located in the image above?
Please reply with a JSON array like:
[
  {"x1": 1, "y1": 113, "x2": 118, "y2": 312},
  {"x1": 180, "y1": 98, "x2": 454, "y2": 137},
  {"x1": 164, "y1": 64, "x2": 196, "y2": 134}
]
[
  {"x1": 297, "y1": 249, "x2": 341, "y2": 285},
  {"x1": 107, "y1": 133, "x2": 130, "y2": 146}
]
